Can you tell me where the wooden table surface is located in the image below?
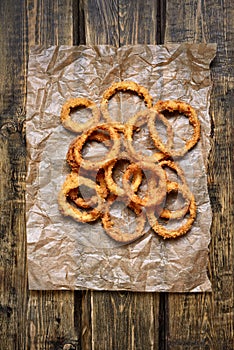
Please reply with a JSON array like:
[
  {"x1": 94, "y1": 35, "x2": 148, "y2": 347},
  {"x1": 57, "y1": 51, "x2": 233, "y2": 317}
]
[{"x1": 0, "y1": 1, "x2": 233, "y2": 349}]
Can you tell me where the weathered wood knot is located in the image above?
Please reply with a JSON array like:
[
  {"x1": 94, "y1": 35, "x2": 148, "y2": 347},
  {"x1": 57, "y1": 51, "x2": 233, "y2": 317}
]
[{"x1": 0, "y1": 107, "x2": 26, "y2": 138}]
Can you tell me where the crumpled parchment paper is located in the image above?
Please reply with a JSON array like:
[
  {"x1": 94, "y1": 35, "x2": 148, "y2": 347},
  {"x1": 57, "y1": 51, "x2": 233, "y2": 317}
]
[{"x1": 26, "y1": 44, "x2": 216, "y2": 291}]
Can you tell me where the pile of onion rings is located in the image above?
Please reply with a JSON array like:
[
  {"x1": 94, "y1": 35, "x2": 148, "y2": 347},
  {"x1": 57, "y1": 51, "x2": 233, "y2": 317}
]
[{"x1": 58, "y1": 81, "x2": 200, "y2": 242}]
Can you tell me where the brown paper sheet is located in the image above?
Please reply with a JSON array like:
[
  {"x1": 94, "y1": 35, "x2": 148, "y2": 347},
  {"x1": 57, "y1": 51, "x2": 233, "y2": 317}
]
[{"x1": 26, "y1": 44, "x2": 216, "y2": 291}]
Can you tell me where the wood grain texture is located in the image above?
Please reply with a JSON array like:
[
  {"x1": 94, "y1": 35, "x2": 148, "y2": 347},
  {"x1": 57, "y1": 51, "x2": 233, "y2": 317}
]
[
  {"x1": 118, "y1": 0, "x2": 158, "y2": 45},
  {"x1": 0, "y1": 1, "x2": 27, "y2": 114},
  {"x1": 83, "y1": 0, "x2": 119, "y2": 46},
  {"x1": 26, "y1": 291, "x2": 81, "y2": 350},
  {"x1": 0, "y1": 115, "x2": 27, "y2": 350},
  {"x1": 91, "y1": 292, "x2": 160, "y2": 350},
  {"x1": 27, "y1": 0, "x2": 74, "y2": 46},
  {"x1": 0, "y1": 0, "x2": 27, "y2": 348},
  {"x1": 83, "y1": 0, "x2": 159, "y2": 46},
  {"x1": 165, "y1": 0, "x2": 234, "y2": 349}
]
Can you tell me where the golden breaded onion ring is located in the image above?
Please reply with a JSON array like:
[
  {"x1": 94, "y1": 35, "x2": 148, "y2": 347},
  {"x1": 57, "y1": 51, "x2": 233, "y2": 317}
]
[
  {"x1": 101, "y1": 197, "x2": 146, "y2": 243},
  {"x1": 122, "y1": 160, "x2": 167, "y2": 210},
  {"x1": 150, "y1": 100, "x2": 200, "y2": 157},
  {"x1": 159, "y1": 159, "x2": 187, "y2": 184},
  {"x1": 124, "y1": 109, "x2": 174, "y2": 162},
  {"x1": 147, "y1": 186, "x2": 196, "y2": 239},
  {"x1": 101, "y1": 81, "x2": 153, "y2": 123},
  {"x1": 69, "y1": 168, "x2": 111, "y2": 209},
  {"x1": 66, "y1": 131, "x2": 112, "y2": 209},
  {"x1": 95, "y1": 167, "x2": 110, "y2": 200},
  {"x1": 103, "y1": 153, "x2": 143, "y2": 198},
  {"x1": 58, "y1": 172, "x2": 104, "y2": 223},
  {"x1": 67, "y1": 187, "x2": 98, "y2": 209},
  {"x1": 160, "y1": 181, "x2": 191, "y2": 220},
  {"x1": 158, "y1": 159, "x2": 191, "y2": 219},
  {"x1": 60, "y1": 97, "x2": 100, "y2": 133},
  {"x1": 66, "y1": 124, "x2": 121, "y2": 170}
]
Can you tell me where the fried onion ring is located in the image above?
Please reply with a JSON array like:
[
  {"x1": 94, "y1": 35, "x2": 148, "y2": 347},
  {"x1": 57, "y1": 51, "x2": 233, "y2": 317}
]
[
  {"x1": 101, "y1": 81, "x2": 153, "y2": 123},
  {"x1": 103, "y1": 154, "x2": 143, "y2": 198},
  {"x1": 124, "y1": 109, "x2": 174, "y2": 162},
  {"x1": 58, "y1": 172, "x2": 104, "y2": 223},
  {"x1": 160, "y1": 181, "x2": 191, "y2": 220},
  {"x1": 67, "y1": 124, "x2": 121, "y2": 170},
  {"x1": 122, "y1": 160, "x2": 167, "y2": 209},
  {"x1": 101, "y1": 197, "x2": 146, "y2": 243},
  {"x1": 159, "y1": 159, "x2": 187, "y2": 186},
  {"x1": 60, "y1": 97, "x2": 100, "y2": 133},
  {"x1": 147, "y1": 187, "x2": 196, "y2": 239},
  {"x1": 158, "y1": 159, "x2": 191, "y2": 219},
  {"x1": 150, "y1": 100, "x2": 200, "y2": 157},
  {"x1": 67, "y1": 187, "x2": 98, "y2": 209}
]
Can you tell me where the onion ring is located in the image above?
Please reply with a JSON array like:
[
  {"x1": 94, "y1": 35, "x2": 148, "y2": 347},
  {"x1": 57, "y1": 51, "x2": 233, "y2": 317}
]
[
  {"x1": 124, "y1": 109, "x2": 174, "y2": 162},
  {"x1": 103, "y1": 154, "x2": 143, "y2": 198},
  {"x1": 158, "y1": 159, "x2": 191, "y2": 219},
  {"x1": 96, "y1": 167, "x2": 110, "y2": 200},
  {"x1": 67, "y1": 165, "x2": 109, "y2": 209},
  {"x1": 88, "y1": 129, "x2": 112, "y2": 147},
  {"x1": 102, "y1": 157, "x2": 145, "y2": 216},
  {"x1": 101, "y1": 197, "x2": 146, "y2": 243},
  {"x1": 122, "y1": 160, "x2": 167, "y2": 209},
  {"x1": 160, "y1": 181, "x2": 191, "y2": 220},
  {"x1": 67, "y1": 187, "x2": 98, "y2": 209},
  {"x1": 67, "y1": 167, "x2": 111, "y2": 209},
  {"x1": 147, "y1": 187, "x2": 196, "y2": 239},
  {"x1": 101, "y1": 81, "x2": 153, "y2": 123},
  {"x1": 66, "y1": 124, "x2": 121, "y2": 170},
  {"x1": 60, "y1": 97, "x2": 100, "y2": 133},
  {"x1": 150, "y1": 100, "x2": 200, "y2": 157},
  {"x1": 58, "y1": 172, "x2": 104, "y2": 223},
  {"x1": 159, "y1": 159, "x2": 187, "y2": 186}
]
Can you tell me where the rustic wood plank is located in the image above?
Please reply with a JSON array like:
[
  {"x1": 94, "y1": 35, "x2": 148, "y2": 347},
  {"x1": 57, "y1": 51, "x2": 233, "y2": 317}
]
[
  {"x1": 0, "y1": 117, "x2": 27, "y2": 349},
  {"x1": 84, "y1": 0, "x2": 159, "y2": 46},
  {"x1": 0, "y1": 0, "x2": 28, "y2": 348},
  {"x1": 165, "y1": 0, "x2": 234, "y2": 349},
  {"x1": 79, "y1": 290, "x2": 92, "y2": 350},
  {"x1": 118, "y1": 0, "x2": 158, "y2": 45},
  {"x1": 82, "y1": 1, "x2": 161, "y2": 349},
  {"x1": 0, "y1": 3, "x2": 27, "y2": 114},
  {"x1": 91, "y1": 291, "x2": 160, "y2": 350},
  {"x1": 26, "y1": 291, "x2": 81, "y2": 350},
  {"x1": 27, "y1": 0, "x2": 74, "y2": 46},
  {"x1": 83, "y1": 0, "x2": 119, "y2": 46}
]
